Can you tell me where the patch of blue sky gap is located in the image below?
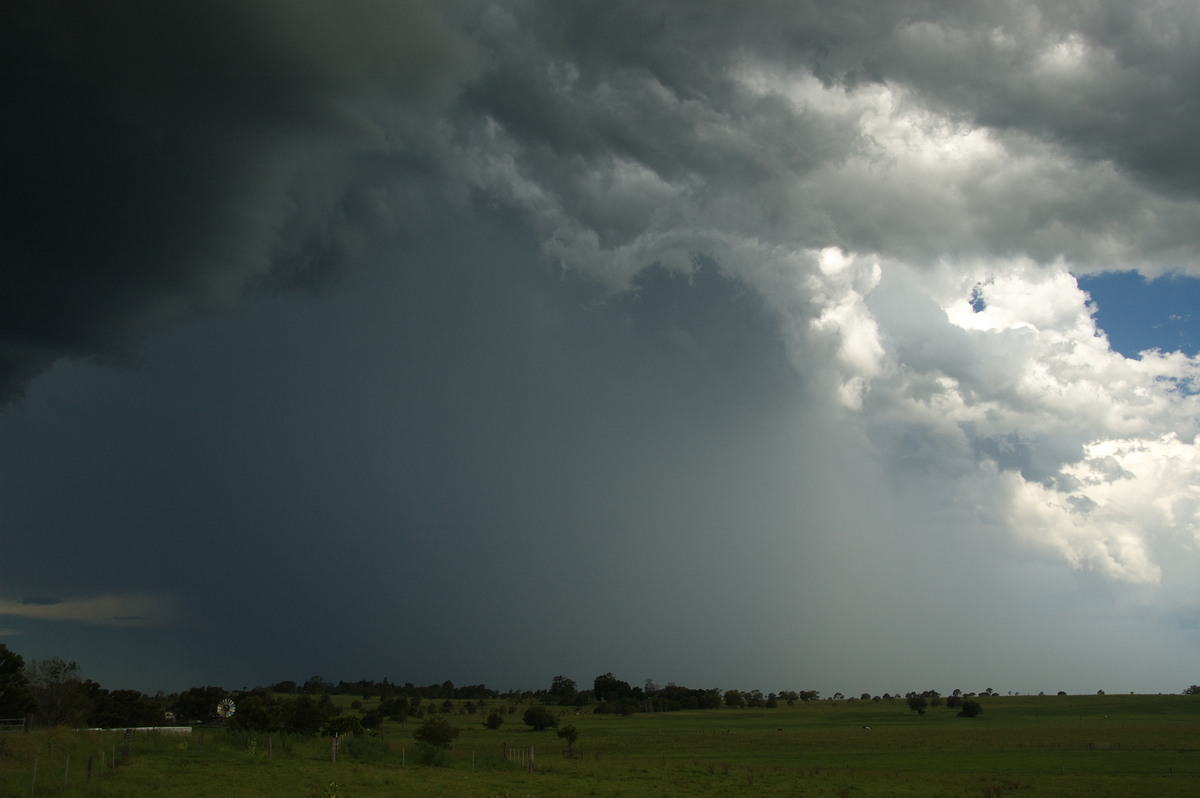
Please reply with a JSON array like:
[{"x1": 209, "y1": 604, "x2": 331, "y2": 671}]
[{"x1": 1076, "y1": 271, "x2": 1200, "y2": 359}]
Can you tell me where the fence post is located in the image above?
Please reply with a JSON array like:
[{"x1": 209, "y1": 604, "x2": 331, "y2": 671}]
[{"x1": 528, "y1": 746, "x2": 535, "y2": 773}]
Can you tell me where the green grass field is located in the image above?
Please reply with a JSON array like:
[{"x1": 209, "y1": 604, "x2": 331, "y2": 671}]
[{"x1": 3, "y1": 694, "x2": 1198, "y2": 797}]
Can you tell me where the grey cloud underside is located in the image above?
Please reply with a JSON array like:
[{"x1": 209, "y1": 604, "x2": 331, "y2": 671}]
[
  {"x1": 1, "y1": 0, "x2": 474, "y2": 400},
  {"x1": 7, "y1": 1, "x2": 1200, "y2": 400}
]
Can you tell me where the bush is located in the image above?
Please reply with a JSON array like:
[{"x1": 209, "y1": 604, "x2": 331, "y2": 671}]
[
  {"x1": 344, "y1": 732, "x2": 388, "y2": 762},
  {"x1": 413, "y1": 741, "x2": 448, "y2": 766},
  {"x1": 413, "y1": 715, "x2": 460, "y2": 749},
  {"x1": 556, "y1": 723, "x2": 579, "y2": 748},
  {"x1": 523, "y1": 705, "x2": 558, "y2": 731},
  {"x1": 325, "y1": 714, "x2": 363, "y2": 736},
  {"x1": 958, "y1": 700, "x2": 983, "y2": 718},
  {"x1": 484, "y1": 710, "x2": 504, "y2": 730}
]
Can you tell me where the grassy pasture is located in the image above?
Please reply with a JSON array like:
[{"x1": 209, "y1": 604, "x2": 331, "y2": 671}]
[{"x1": 2, "y1": 693, "x2": 1198, "y2": 797}]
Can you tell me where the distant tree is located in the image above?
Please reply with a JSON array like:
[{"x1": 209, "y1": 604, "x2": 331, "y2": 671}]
[
  {"x1": 523, "y1": 705, "x2": 558, "y2": 731},
  {"x1": 907, "y1": 696, "x2": 928, "y2": 716},
  {"x1": 957, "y1": 700, "x2": 983, "y2": 718},
  {"x1": 171, "y1": 686, "x2": 227, "y2": 724},
  {"x1": 25, "y1": 657, "x2": 90, "y2": 727},
  {"x1": 1057, "y1": 691, "x2": 1068, "y2": 696},
  {"x1": 484, "y1": 710, "x2": 504, "y2": 730},
  {"x1": 302, "y1": 675, "x2": 329, "y2": 695},
  {"x1": 325, "y1": 714, "x2": 363, "y2": 736},
  {"x1": 723, "y1": 689, "x2": 745, "y2": 708},
  {"x1": 1096, "y1": 689, "x2": 1105, "y2": 695},
  {"x1": 946, "y1": 695, "x2": 963, "y2": 709},
  {"x1": 1184, "y1": 685, "x2": 1200, "y2": 695},
  {"x1": 86, "y1": 687, "x2": 161, "y2": 729},
  {"x1": 550, "y1": 675, "x2": 578, "y2": 705},
  {"x1": 284, "y1": 694, "x2": 335, "y2": 735},
  {"x1": 381, "y1": 696, "x2": 410, "y2": 720},
  {"x1": 557, "y1": 723, "x2": 579, "y2": 751},
  {"x1": 413, "y1": 715, "x2": 459, "y2": 748},
  {"x1": 360, "y1": 708, "x2": 384, "y2": 729},
  {"x1": 592, "y1": 673, "x2": 633, "y2": 703},
  {"x1": 226, "y1": 693, "x2": 280, "y2": 732},
  {"x1": 698, "y1": 689, "x2": 723, "y2": 709},
  {"x1": 860, "y1": 693, "x2": 871, "y2": 701},
  {"x1": 0, "y1": 643, "x2": 32, "y2": 719},
  {"x1": 272, "y1": 680, "x2": 297, "y2": 694}
]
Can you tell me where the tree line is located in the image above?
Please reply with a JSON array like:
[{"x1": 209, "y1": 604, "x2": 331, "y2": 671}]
[{"x1": 5, "y1": 642, "x2": 1173, "y2": 734}]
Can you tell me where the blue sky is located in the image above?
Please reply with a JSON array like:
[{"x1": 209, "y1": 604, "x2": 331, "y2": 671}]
[
  {"x1": 1081, "y1": 272, "x2": 1200, "y2": 359},
  {"x1": 4, "y1": 1, "x2": 1200, "y2": 699}
]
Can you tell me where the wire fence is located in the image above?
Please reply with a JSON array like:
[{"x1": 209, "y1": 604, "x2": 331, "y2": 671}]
[{"x1": 0, "y1": 717, "x2": 28, "y2": 734}]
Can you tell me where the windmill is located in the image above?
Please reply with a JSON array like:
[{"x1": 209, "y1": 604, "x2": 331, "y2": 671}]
[{"x1": 216, "y1": 698, "x2": 236, "y2": 721}]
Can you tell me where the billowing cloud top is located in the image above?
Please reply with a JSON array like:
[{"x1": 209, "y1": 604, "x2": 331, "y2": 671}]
[{"x1": 4, "y1": 1, "x2": 1200, "y2": 647}]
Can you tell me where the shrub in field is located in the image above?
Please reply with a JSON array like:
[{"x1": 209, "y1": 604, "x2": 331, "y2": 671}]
[
  {"x1": 957, "y1": 700, "x2": 983, "y2": 718},
  {"x1": 325, "y1": 714, "x2": 362, "y2": 736},
  {"x1": 523, "y1": 705, "x2": 559, "y2": 731},
  {"x1": 413, "y1": 715, "x2": 459, "y2": 749},
  {"x1": 557, "y1": 723, "x2": 579, "y2": 750},
  {"x1": 907, "y1": 696, "x2": 928, "y2": 715},
  {"x1": 413, "y1": 741, "x2": 447, "y2": 766},
  {"x1": 285, "y1": 694, "x2": 336, "y2": 735},
  {"x1": 345, "y1": 731, "x2": 388, "y2": 762},
  {"x1": 484, "y1": 710, "x2": 504, "y2": 730}
]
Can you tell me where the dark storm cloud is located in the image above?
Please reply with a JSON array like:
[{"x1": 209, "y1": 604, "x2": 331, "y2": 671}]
[
  {"x1": 8, "y1": 0, "x2": 1200, "y2": 402},
  {"x1": 5, "y1": 0, "x2": 1200, "y2": 695},
  {"x1": 1, "y1": 0, "x2": 475, "y2": 401}
]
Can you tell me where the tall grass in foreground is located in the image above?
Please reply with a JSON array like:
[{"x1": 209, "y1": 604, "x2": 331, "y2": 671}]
[{"x1": 1, "y1": 693, "x2": 1198, "y2": 797}]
